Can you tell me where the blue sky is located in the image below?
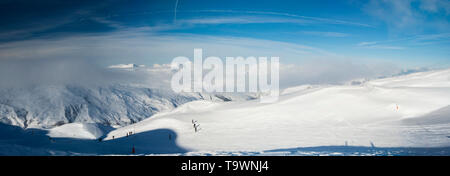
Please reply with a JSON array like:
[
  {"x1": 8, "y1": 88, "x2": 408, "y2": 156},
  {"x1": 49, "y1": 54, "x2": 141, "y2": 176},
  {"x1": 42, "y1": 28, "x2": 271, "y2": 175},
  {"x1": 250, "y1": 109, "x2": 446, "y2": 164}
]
[{"x1": 0, "y1": 0, "x2": 449, "y2": 69}]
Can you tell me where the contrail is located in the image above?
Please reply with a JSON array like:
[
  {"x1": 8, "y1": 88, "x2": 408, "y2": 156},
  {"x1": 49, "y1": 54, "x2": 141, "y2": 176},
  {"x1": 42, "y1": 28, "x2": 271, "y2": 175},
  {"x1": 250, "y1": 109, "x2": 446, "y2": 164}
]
[{"x1": 174, "y1": 0, "x2": 179, "y2": 23}]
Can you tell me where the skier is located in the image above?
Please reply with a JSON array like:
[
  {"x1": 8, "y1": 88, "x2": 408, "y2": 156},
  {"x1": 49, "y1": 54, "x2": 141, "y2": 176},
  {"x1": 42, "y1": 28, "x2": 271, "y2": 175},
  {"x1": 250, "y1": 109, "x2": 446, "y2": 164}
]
[
  {"x1": 112, "y1": 136, "x2": 115, "y2": 140},
  {"x1": 192, "y1": 119, "x2": 200, "y2": 132},
  {"x1": 194, "y1": 123, "x2": 200, "y2": 133},
  {"x1": 131, "y1": 146, "x2": 135, "y2": 154}
]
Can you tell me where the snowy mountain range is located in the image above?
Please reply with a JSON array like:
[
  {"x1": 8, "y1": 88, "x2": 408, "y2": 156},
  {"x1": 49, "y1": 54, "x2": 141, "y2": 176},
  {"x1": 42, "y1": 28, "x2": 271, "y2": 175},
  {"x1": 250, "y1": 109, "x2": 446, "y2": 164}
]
[
  {"x1": 0, "y1": 84, "x2": 256, "y2": 129},
  {"x1": 0, "y1": 68, "x2": 449, "y2": 155}
]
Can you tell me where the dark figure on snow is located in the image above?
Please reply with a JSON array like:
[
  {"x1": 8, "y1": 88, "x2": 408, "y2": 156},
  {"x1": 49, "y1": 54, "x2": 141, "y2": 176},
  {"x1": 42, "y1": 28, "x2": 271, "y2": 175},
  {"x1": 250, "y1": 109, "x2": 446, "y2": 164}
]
[{"x1": 194, "y1": 124, "x2": 200, "y2": 133}]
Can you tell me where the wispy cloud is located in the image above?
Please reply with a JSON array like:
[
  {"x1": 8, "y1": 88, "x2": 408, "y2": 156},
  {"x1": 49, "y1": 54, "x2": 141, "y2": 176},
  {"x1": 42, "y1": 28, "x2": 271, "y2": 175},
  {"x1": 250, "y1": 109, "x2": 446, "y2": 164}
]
[
  {"x1": 174, "y1": 0, "x2": 179, "y2": 23},
  {"x1": 365, "y1": 0, "x2": 417, "y2": 29},
  {"x1": 185, "y1": 10, "x2": 372, "y2": 27},
  {"x1": 357, "y1": 41, "x2": 405, "y2": 50},
  {"x1": 411, "y1": 33, "x2": 450, "y2": 45},
  {"x1": 178, "y1": 16, "x2": 312, "y2": 25},
  {"x1": 0, "y1": 1, "x2": 111, "y2": 41},
  {"x1": 300, "y1": 31, "x2": 350, "y2": 37},
  {"x1": 90, "y1": 16, "x2": 127, "y2": 29},
  {"x1": 419, "y1": 0, "x2": 450, "y2": 14},
  {"x1": 106, "y1": 9, "x2": 371, "y2": 27},
  {"x1": 357, "y1": 32, "x2": 450, "y2": 49},
  {"x1": 363, "y1": 0, "x2": 450, "y2": 33},
  {"x1": 0, "y1": 29, "x2": 334, "y2": 62},
  {"x1": 357, "y1": 41, "x2": 378, "y2": 46}
]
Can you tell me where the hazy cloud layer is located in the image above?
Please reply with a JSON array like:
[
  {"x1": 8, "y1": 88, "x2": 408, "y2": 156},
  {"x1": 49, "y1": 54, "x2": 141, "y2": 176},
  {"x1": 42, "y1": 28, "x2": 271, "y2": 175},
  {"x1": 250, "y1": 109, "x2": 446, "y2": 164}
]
[
  {"x1": 0, "y1": 57, "x2": 172, "y2": 89},
  {"x1": 0, "y1": 30, "x2": 404, "y2": 90}
]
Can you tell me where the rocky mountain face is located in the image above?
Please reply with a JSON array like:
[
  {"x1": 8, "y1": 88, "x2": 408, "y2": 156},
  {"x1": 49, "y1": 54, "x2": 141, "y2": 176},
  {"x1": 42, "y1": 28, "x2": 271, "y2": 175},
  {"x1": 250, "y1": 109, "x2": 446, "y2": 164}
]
[{"x1": 0, "y1": 84, "x2": 255, "y2": 129}]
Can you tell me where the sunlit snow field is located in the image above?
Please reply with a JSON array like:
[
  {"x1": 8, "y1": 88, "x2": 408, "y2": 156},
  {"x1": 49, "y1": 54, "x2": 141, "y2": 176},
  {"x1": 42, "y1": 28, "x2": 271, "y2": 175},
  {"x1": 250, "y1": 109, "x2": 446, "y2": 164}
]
[{"x1": 1, "y1": 69, "x2": 450, "y2": 156}]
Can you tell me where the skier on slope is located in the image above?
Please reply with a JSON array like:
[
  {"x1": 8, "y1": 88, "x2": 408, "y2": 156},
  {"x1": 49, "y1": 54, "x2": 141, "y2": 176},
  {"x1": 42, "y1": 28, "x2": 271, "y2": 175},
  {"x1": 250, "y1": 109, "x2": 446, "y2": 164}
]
[
  {"x1": 194, "y1": 123, "x2": 200, "y2": 132},
  {"x1": 192, "y1": 119, "x2": 200, "y2": 132}
]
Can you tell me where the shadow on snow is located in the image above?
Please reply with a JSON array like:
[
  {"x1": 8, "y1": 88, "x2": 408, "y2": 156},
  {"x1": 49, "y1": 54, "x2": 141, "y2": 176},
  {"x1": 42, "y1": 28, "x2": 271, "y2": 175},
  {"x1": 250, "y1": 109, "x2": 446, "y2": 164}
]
[
  {"x1": 0, "y1": 123, "x2": 188, "y2": 155},
  {"x1": 2, "y1": 123, "x2": 450, "y2": 156},
  {"x1": 264, "y1": 146, "x2": 450, "y2": 156}
]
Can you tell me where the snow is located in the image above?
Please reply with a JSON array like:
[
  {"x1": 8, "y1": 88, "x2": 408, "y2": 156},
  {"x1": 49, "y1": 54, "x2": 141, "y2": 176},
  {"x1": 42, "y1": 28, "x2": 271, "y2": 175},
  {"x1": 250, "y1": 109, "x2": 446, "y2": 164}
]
[
  {"x1": 0, "y1": 85, "x2": 195, "y2": 128},
  {"x1": 47, "y1": 123, "x2": 104, "y2": 139},
  {"x1": 1, "y1": 68, "x2": 450, "y2": 155},
  {"x1": 369, "y1": 69, "x2": 450, "y2": 88},
  {"x1": 0, "y1": 84, "x2": 254, "y2": 129},
  {"x1": 104, "y1": 68, "x2": 450, "y2": 153}
]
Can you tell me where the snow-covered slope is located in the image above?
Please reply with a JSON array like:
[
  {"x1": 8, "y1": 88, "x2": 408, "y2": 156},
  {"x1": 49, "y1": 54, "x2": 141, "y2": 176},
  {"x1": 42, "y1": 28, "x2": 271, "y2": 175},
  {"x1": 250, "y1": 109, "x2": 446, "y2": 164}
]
[
  {"x1": 369, "y1": 69, "x2": 450, "y2": 88},
  {"x1": 103, "y1": 68, "x2": 450, "y2": 153},
  {"x1": 0, "y1": 84, "x2": 256, "y2": 129},
  {"x1": 47, "y1": 123, "x2": 106, "y2": 139},
  {"x1": 1, "y1": 68, "x2": 449, "y2": 155}
]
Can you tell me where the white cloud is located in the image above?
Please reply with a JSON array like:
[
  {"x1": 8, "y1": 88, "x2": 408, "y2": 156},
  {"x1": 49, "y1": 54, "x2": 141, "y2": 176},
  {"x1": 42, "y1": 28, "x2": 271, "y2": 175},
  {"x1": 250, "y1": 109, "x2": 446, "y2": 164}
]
[
  {"x1": 357, "y1": 41, "x2": 378, "y2": 46},
  {"x1": 108, "y1": 63, "x2": 145, "y2": 69},
  {"x1": 278, "y1": 59, "x2": 400, "y2": 88},
  {"x1": 357, "y1": 32, "x2": 450, "y2": 49},
  {"x1": 419, "y1": 0, "x2": 450, "y2": 14},
  {"x1": 0, "y1": 29, "x2": 336, "y2": 63},
  {"x1": 181, "y1": 10, "x2": 372, "y2": 27},
  {"x1": 363, "y1": 0, "x2": 450, "y2": 33},
  {"x1": 301, "y1": 31, "x2": 350, "y2": 37},
  {"x1": 357, "y1": 41, "x2": 405, "y2": 50},
  {"x1": 0, "y1": 29, "x2": 404, "y2": 89},
  {"x1": 178, "y1": 16, "x2": 312, "y2": 25},
  {"x1": 365, "y1": 0, "x2": 418, "y2": 29}
]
